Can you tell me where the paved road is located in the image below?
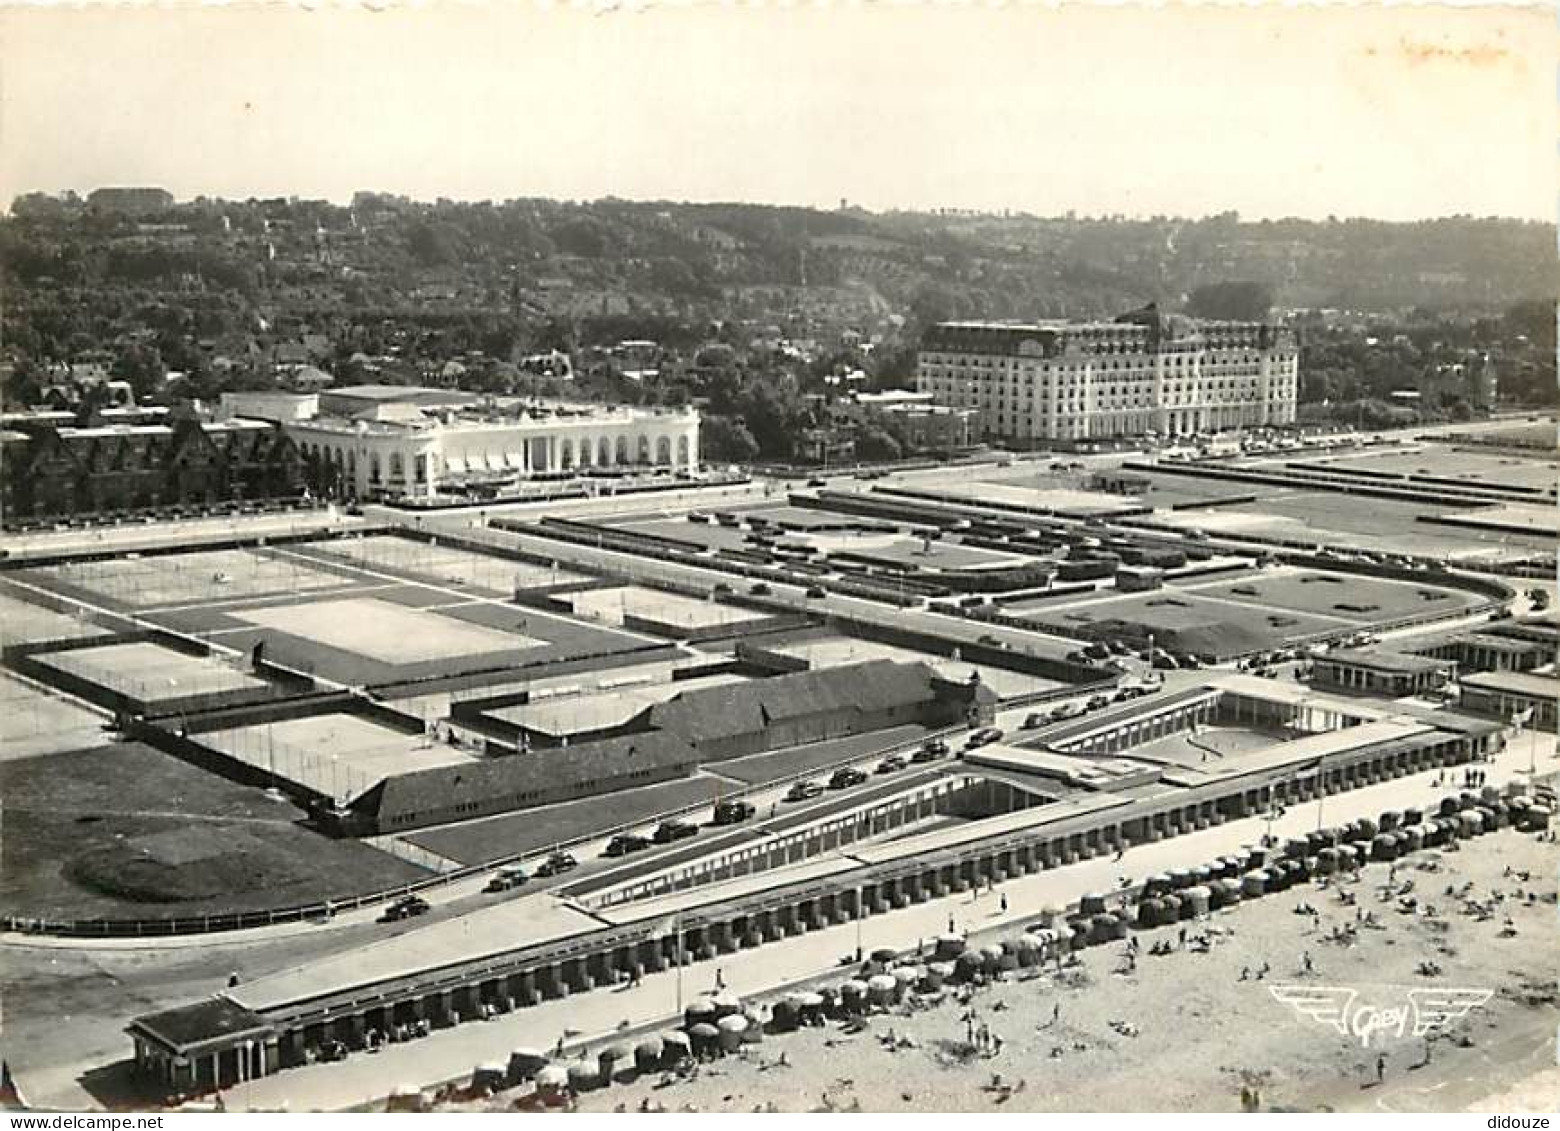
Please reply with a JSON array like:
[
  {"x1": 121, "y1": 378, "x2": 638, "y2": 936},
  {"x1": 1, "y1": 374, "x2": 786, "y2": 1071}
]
[{"x1": 1, "y1": 509, "x2": 356, "y2": 561}]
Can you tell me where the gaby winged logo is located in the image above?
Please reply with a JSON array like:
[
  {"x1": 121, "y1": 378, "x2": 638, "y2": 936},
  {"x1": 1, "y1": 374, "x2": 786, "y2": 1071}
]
[{"x1": 1268, "y1": 985, "x2": 1492, "y2": 1048}]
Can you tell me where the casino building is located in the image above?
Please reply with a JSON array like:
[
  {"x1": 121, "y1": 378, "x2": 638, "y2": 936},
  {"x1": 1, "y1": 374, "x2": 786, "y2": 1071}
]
[
  {"x1": 221, "y1": 386, "x2": 700, "y2": 502},
  {"x1": 916, "y1": 306, "x2": 1298, "y2": 442}
]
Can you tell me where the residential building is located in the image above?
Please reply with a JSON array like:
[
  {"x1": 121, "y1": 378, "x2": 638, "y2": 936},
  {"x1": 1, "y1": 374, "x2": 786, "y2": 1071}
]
[
  {"x1": 85, "y1": 187, "x2": 174, "y2": 215},
  {"x1": 916, "y1": 306, "x2": 1298, "y2": 442},
  {"x1": 0, "y1": 414, "x2": 303, "y2": 525},
  {"x1": 837, "y1": 390, "x2": 978, "y2": 452}
]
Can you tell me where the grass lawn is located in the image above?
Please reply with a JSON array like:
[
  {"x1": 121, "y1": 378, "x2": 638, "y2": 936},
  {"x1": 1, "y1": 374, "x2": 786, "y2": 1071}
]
[
  {"x1": 1186, "y1": 569, "x2": 1481, "y2": 622},
  {"x1": 0, "y1": 743, "x2": 425, "y2": 921}
]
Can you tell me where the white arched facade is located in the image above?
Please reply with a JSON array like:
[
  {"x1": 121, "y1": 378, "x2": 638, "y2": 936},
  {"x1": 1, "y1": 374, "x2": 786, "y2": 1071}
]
[{"x1": 285, "y1": 406, "x2": 699, "y2": 499}]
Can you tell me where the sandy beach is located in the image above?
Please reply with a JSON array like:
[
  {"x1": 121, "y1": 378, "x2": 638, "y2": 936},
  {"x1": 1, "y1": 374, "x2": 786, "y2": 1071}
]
[{"x1": 464, "y1": 824, "x2": 1556, "y2": 1114}]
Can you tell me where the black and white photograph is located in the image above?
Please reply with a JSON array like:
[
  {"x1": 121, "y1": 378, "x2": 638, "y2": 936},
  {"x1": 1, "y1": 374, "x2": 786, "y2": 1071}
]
[{"x1": 0, "y1": 0, "x2": 1554, "y2": 1119}]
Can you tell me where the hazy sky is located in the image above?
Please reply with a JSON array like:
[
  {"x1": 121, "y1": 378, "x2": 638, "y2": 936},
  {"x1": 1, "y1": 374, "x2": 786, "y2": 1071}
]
[{"x1": 1, "y1": 3, "x2": 1552, "y2": 220}]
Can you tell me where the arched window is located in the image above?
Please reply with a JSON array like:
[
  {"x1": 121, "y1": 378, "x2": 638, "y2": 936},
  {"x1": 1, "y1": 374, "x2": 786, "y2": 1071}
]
[
  {"x1": 677, "y1": 435, "x2": 690, "y2": 466},
  {"x1": 636, "y1": 435, "x2": 651, "y2": 464},
  {"x1": 578, "y1": 438, "x2": 593, "y2": 467},
  {"x1": 346, "y1": 450, "x2": 356, "y2": 475},
  {"x1": 615, "y1": 436, "x2": 629, "y2": 464},
  {"x1": 599, "y1": 437, "x2": 613, "y2": 465},
  {"x1": 560, "y1": 438, "x2": 575, "y2": 468},
  {"x1": 655, "y1": 436, "x2": 672, "y2": 465},
  {"x1": 369, "y1": 454, "x2": 382, "y2": 482},
  {"x1": 389, "y1": 452, "x2": 404, "y2": 480}
]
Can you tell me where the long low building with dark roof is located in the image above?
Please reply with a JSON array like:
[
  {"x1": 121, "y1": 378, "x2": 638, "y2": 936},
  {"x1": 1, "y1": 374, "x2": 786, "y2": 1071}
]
[{"x1": 363, "y1": 660, "x2": 994, "y2": 833}]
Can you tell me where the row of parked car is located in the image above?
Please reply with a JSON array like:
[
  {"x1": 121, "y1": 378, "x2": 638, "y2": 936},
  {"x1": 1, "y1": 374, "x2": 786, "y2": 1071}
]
[
  {"x1": 474, "y1": 848, "x2": 585, "y2": 897},
  {"x1": 1068, "y1": 638, "x2": 1212, "y2": 672},
  {"x1": 778, "y1": 737, "x2": 954, "y2": 803},
  {"x1": 461, "y1": 735, "x2": 966, "y2": 909},
  {"x1": 1020, "y1": 683, "x2": 1155, "y2": 731}
]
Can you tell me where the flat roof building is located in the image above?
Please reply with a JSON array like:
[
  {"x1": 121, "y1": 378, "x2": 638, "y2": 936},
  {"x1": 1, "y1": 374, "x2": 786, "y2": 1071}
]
[
  {"x1": 1458, "y1": 670, "x2": 1559, "y2": 731},
  {"x1": 1312, "y1": 648, "x2": 1456, "y2": 698}
]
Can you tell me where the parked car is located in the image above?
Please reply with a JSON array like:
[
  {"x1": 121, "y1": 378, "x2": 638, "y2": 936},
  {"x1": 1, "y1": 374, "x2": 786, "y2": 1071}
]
[
  {"x1": 875, "y1": 754, "x2": 908, "y2": 775},
  {"x1": 653, "y1": 819, "x2": 699, "y2": 844},
  {"x1": 784, "y1": 780, "x2": 824, "y2": 802},
  {"x1": 912, "y1": 738, "x2": 949, "y2": 762},
  {"x1": 484, "y1": 868, "x2": 528, "y2": 893},
  {"x1": 805, "y1": 586, "x2": 827, "y2": 599},
  {"x1": 828, "y1": 767, "x2": 868, "y2": 789},
  {"x1": 534, "y1": 851, "x2": 578, "y2": 878},
  {"x1": 604, "y1": 833, "x2": 652, "y2": 857},
  {"x1": 967, "y1": 726, "x2": 1004, "y2": 748},
  {"x1": 750, "y1": 582, "x2": 772, "y2": 596},
  {"x1": 380, "y1": 895, "x2": 430, "y2": 922},
  {"x1": 1086, "y1": 694, "x2": 1111, "y2": 710},
  {"x1": 807, "y1": 477, "x2": 828, "y2": 488},
  {"x1": 712, "y1": 799, "x2": 756, "y2": 825},
  {"x1": 1022, "y1": 712, "x2": 1046, "y2": 729}
]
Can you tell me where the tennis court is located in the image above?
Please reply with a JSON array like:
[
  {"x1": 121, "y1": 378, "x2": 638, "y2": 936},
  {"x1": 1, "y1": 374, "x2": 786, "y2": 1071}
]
[
  {"x1": 488, "y1": 672, "x2": 751, "y2": 736},
  {"x1": 29, "y1": 547, "x2": 359, "y2": 609},
  {"x1": 764, "y1": 635, "x2": 1063, "y2": 699},
  {"x1": 0, "y1": 672, "x2": 110, "y2": 762},
  {"x1": 307, "y1": 534, "x2": 589, "y2": 594},
  {"x1": 237, "y1": 597, "x2": 546, "y2": 663},
  {"x1": 38, "y1": 641, "x2": 268, "y2": 703},
  {"x1": 0, "y1": 591, "x2": 113, "y2": 648},
  {"x1": 568, "y1": 585, "x2": 766, "y2": 629},
  {"x1": 199, "y1": 712, "x2": 478, "y2": 804}
]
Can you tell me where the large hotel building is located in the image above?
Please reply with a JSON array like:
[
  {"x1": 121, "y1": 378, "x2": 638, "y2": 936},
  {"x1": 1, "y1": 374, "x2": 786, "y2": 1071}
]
[{"x1": 916, "y1": 307, "x2": 1298, "y2": 442}]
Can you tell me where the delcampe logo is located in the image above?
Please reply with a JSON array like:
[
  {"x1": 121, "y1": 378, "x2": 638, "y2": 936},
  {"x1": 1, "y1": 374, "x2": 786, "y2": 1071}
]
[{"x1": 1268, "y1": 985, "x2": 1493, "y2": 1048}]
